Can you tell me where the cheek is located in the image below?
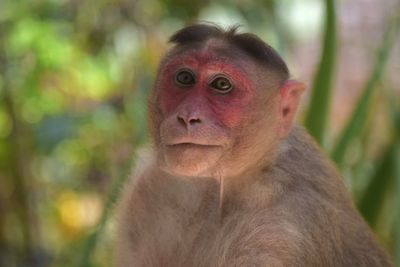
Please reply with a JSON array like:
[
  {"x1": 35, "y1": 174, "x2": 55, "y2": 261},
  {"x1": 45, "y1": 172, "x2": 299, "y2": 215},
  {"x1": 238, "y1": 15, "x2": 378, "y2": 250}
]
[
  {"x1": 214, "y1": 93, "x2": 256, "y2": 128},
  {"x1": 216, "y1": 108, "x2": 246, "y2": 128},
  {"x1": 158, "y1": 84, "x2": 184, "y2": 115}
]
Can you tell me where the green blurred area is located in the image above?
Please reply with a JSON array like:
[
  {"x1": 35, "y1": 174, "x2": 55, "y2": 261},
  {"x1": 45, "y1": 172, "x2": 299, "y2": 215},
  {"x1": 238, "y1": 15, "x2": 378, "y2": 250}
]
[{"x1": 0, "y1": 0, "x2": 399, "y2": 266}]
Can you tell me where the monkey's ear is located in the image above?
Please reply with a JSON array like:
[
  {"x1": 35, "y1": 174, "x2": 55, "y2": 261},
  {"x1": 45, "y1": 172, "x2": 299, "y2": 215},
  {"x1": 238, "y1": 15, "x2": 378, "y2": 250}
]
[{"x1": 278, "y1": 80, "x2": 306, "y2": 137}]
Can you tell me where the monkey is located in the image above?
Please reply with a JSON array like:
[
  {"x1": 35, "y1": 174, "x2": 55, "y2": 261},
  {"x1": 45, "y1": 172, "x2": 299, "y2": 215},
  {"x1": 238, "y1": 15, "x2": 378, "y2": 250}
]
[{"x1": 115, "y1": 24, "x2": 393, "y2": 267}]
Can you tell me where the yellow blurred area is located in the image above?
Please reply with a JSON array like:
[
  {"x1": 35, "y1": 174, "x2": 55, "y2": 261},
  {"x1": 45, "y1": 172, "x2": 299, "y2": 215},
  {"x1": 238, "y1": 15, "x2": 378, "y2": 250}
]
[{"x1": 56, "y1": 191, "x2": 102, "y2": 235}]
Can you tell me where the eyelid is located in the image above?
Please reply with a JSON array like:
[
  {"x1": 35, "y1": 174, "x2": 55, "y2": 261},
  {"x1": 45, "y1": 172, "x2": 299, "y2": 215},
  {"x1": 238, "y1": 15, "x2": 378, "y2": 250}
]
[
  {"x1": 208, "y1": 73, "x2": 232, "y2": 84},
  {"x1": 175, "y1": 68, "x2": 196, "y2": 78}
]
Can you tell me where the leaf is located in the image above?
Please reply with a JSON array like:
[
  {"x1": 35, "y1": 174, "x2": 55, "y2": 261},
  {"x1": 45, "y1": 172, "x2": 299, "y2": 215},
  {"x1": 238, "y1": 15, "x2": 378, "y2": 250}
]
[
  {"x1": 394, "y1": 140, "x2": 400, "y2": 267},
  {"x1": 357, "y1": 77, "x2": 400, "y2": 233},
  {"x1": 331, "y1": 15, "x2": 400, "y2": 167},
  {"x1": 357, "y1": 145, "x2": 395, "y2": 227},
  {"x1": 386, "y1": 83, "x2": 400, "y2": 266},
  {"x1": 304, "y1": 0, "x2": 337, "y2": 145}
]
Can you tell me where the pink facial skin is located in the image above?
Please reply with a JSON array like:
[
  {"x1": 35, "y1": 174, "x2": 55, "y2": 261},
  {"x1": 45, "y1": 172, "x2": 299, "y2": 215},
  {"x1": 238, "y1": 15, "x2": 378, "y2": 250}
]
[
  {"x1": 157, "y1": 49, "x2": 258, "y2": 129},
  {"x1": 154, "y1": 48, "x2": 304, "y2": 177}
]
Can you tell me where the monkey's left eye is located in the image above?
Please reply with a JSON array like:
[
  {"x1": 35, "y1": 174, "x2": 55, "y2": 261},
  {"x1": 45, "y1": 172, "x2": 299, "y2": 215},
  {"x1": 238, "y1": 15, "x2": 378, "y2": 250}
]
[
  {"x1": 210, "y1": 76, "x2": 233, "y2": 94},
  {"x1": 175, "y1": 70, "x2": 196, "y2": 86}
]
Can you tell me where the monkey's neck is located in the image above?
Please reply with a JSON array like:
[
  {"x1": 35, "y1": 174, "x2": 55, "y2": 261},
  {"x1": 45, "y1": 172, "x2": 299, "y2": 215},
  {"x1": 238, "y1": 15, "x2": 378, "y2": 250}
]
[{"x1": 213, "y1": 140, "x2": 290, "y2": 213}]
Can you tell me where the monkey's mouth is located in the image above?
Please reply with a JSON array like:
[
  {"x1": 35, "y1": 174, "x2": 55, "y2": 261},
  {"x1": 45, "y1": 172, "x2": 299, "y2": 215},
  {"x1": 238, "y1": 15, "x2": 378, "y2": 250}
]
[{"x1": 168, "y1": 143, "x2": 219, "y2": 149}]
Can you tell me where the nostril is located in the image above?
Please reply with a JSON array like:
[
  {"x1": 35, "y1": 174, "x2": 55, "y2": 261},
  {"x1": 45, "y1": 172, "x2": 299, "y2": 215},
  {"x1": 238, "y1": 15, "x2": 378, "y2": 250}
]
[
  {"x1": 188, "y1": 117, "x2": 201, "y2": 125},
  {"x1": 177, "y1": 115, "x2": 186, "y2": 126}
]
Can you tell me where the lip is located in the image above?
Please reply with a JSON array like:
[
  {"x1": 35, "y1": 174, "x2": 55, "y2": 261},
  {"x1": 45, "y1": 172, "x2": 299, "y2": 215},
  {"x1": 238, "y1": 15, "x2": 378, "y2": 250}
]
[
  {"x1": 165, "y1": 136, "x2": 219, "y2": 147},
  {"x1": 166, "y1": 143, "x2": 220, "y2": 150}
]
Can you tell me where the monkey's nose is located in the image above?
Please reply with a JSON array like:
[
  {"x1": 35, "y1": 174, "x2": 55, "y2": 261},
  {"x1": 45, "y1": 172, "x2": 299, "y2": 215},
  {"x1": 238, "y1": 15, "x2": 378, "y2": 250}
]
[{"x1": 177, "y1": 114, "x2": 202, "y2": 127}]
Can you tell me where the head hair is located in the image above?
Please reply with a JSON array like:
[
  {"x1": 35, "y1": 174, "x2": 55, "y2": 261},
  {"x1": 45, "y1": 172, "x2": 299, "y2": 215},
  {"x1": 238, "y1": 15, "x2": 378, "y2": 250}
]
[{"x1": 169, "y1": 23, "x2": 290, "y2": 79}]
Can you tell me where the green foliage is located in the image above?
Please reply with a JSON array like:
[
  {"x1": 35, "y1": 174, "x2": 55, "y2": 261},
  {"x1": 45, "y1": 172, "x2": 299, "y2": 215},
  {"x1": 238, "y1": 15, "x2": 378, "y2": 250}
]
[
  {"x1": 332, "y1": 16, "x2": 400, "y2": 167},
  {"x1": 305, "y1": 0, "x2": 337, "y2": 145},
  {"x1": 358, "y1": 144, "x2": 395, "y2": 227},
  {"x1": 395, "y1": 141, "x2": 400, "y2": 267}
]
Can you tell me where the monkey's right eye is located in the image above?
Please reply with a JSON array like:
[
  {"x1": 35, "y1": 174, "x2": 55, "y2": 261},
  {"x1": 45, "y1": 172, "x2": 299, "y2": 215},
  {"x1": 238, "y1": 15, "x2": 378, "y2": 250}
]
[{"x1": 175, "y1": 70, "x2": 196, "y2": 86}]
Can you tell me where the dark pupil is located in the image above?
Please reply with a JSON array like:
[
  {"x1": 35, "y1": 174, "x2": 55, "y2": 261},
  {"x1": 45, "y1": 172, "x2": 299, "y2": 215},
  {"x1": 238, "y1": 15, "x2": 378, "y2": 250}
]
[
  {"x1": 176, "y1": 71, "x2": 194, "y2": 85},
  {"x1": 217, "y1": 79, "x2": 229, "y2": 89},
  {"x1": 212, "y1": 77, "x2": 232, "y2": 91}
]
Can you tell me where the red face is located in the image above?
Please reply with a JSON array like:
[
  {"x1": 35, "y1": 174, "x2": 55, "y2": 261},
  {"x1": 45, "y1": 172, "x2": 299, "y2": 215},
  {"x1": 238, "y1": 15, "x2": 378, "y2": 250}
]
[{"x1": 153, "y1": 48, "x2": 280, "y2": 177}]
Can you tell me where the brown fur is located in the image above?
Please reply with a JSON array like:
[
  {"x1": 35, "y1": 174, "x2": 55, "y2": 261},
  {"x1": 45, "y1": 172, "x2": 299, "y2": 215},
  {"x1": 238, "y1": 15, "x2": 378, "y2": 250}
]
[
  {"x1": 115, "y1": 127, "x2": 392, "y2": 267},
  {"x1": 115, "y1": 24, "x2": 393, "y2": 267}
]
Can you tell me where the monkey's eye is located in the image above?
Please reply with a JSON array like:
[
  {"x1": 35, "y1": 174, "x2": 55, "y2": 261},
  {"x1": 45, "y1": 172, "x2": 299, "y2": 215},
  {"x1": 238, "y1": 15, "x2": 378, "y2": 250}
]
[
  {"x1": 175, "y1": 69, "x2": 196, "y2": 86},
  {"x1": 210, "y1": 76, "x2": 233, "y2": 94}
]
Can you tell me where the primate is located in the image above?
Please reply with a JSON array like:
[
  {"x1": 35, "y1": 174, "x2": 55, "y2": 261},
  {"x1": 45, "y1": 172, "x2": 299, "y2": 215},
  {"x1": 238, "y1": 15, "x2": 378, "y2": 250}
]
[{"x1": 115, "y1": 24, "x2": 393, "y2": 267}]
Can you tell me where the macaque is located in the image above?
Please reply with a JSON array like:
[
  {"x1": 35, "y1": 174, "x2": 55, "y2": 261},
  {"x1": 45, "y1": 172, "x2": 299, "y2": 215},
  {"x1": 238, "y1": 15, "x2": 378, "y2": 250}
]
[{"x1": 115, "y1": 24, "x2": 393, "y2": 267}]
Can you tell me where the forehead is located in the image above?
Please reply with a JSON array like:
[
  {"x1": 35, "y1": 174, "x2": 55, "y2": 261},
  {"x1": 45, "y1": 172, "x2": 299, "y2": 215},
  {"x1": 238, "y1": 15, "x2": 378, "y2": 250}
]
[{"x1": 161, "y1": 42, "x2": 258, "y2": 75}]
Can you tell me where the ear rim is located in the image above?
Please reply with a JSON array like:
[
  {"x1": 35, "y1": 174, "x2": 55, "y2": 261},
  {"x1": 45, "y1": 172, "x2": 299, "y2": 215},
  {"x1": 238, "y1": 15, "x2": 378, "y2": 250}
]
[{"x1": 278, "y1": 79, "x2": 306, "y2": 137}]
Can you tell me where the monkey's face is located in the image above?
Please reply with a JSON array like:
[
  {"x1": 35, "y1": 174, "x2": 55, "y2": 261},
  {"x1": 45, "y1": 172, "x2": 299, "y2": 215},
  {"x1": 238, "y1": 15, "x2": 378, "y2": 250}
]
[{"x1": 151, "y1": 47, "x2": 281, "y2": 178}]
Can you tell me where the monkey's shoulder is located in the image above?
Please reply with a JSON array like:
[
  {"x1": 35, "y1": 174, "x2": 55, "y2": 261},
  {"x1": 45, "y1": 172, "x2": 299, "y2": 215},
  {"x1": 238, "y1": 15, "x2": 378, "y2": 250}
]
[{"x1": 275, "y1": 126, "x2": 349, "y2": 198}]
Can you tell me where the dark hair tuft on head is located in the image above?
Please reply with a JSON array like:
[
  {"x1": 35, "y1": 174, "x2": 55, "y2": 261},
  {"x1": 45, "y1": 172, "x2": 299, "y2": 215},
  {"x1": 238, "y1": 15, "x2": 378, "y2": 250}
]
[
  {"x1": 169, "y1": 24, "x2": 223, "y2": 44},
  {"x1": 229, "y1": 33, "x2": 289, "y2": 76},
  {"x1": 169, "y1": 23, "x2": 289, "y2": 79}
]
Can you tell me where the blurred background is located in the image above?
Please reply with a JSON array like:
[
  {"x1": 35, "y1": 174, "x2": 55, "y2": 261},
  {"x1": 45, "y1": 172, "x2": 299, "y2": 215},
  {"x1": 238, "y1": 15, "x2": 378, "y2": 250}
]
[{"x1": 0, "y1": 0, "x2": 399, "y2": 266}]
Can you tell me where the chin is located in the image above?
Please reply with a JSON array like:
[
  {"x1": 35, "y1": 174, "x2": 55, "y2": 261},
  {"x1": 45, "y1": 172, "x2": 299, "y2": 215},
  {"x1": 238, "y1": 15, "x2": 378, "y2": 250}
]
[{"x1": 159, "y1": 144, "x2": 222, "y2": 177}]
